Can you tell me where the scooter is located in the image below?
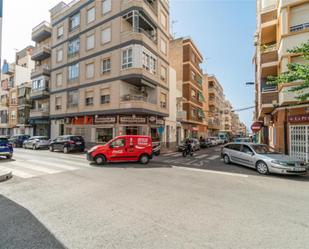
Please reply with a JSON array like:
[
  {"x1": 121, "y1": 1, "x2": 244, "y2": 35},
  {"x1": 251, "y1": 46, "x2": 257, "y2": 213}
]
[{"x1": 182, "y1": 146, "x2": 194, "y2": 157}]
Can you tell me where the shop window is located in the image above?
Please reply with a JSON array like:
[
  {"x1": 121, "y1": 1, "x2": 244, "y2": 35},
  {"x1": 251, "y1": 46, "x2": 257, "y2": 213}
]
[
  {"x1": 96, "y1": 128, "x2": 113, "y2": 143},
  {"x1": 126, "y1": 127, "x2": 138, "y2": 135},
  {"x1": 151, "y1": 128, "x2": 160, "y2": 142}
]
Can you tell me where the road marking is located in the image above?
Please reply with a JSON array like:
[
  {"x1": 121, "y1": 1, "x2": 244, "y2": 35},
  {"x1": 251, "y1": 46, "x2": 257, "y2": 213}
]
[
  {"x1": 208, "y1": 155, "x2": 220, "y2": 160},
  {"x1": 195, "y1": 154, "x2": 208, "y2": 159},
  {"x1": 30, "y1": 160, "x2": 79, "y2": 171},
  {"x1": 172, "y1": 166, "x2": 248, "y2": 178},
  {"x1": 162, "y1": 152, "x2": 178, "y2": 157},
  {"x1": 0, "y1": 166, "x2": 36, "y2": 178},
  {"x1": 172, "y1": 153, "x2": 182, "y2": 157},
  {"x1": 8, "y1": 161, "x2": 62, "y2": 174}
]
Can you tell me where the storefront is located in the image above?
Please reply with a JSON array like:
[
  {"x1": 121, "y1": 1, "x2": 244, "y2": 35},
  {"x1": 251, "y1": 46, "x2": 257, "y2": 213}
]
[
  {"x1": 51, "y1": 115, "x2": 165, "y2": 144},
  {"x1": 29, "y1": 118, "x2": 50, "y2": 137}
]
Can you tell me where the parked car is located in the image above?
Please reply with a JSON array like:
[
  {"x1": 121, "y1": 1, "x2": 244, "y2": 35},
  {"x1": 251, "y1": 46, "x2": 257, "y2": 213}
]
[
  {"x1": 0, "y1": 136, "x2": 13, "y2": 159},
  {"x1": 217, "y1": 138, "x2": 225, "y2": 145},
  {"x1": 87, "y1": 135, "x2": 153, "y2": 165},
  {"x1": 49, "y1": 135, "x2": 85, "y2": 153},
  {"x1": 221, "y1": 142, "x2": 308, "y2": 175},
  {"x1": 234, "y1": 137, "x2": 251, "y2": 143},
  {"x1": 200, "y1": 138, "x2": 212, "y2": 148},
  {"x1": 23, "y1": 136, "x2": 50, "y2": 150},
  {"x1": 178, "y1": 138, "x2": 200, "y2": 152},
  {"x1": 9, "y1": 135, "x2": 30, "y2": 148},
  {"x1": 208, "y1": 137, "x2": 219, "y2": 146}
]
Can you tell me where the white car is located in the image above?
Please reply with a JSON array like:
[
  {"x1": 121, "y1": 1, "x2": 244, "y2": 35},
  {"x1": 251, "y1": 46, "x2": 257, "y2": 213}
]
[{"x1": 208, "y1": 137, "x2": 219, "y2": 146}]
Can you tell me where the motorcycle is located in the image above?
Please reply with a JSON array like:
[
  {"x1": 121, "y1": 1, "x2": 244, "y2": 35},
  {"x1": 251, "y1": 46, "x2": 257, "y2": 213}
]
[{"x1": 182, "y1": 145, "x2": 193, "y2": 157}]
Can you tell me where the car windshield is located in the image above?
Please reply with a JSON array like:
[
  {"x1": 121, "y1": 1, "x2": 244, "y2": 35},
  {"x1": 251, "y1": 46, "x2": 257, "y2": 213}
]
[{"x1": 251, "y1": 144, "x2": 280, "y2": 154}]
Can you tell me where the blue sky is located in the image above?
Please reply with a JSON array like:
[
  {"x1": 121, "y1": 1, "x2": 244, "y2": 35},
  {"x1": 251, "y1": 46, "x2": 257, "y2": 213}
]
[{"x1": 170, "y1": 0, "x2": 256, "y2": 128}]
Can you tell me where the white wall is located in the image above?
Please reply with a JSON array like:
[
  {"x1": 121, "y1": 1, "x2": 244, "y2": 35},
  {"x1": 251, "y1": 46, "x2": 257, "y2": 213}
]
[{"x1": 15, "y1": 65, "x2": 32, "y2": 86}]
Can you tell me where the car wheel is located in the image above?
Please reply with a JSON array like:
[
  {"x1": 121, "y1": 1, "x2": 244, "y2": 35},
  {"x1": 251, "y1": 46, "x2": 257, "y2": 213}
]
[
  {"x1": 6, "y1": 155, "x2": 12, "y2": 159},
  {"x1": 33, "y1": 144, "x2": 37, "y2": 150},
  {"x1": 95, "y1": 155, "x2": 106, "y2": 165},
  {"x1": 49, "y1": 145, "x2": 54, "y2": 152},
  {"x1": 256, "y1": 161, "x2": 269, "y2": 175},
  {"x1": 223, "y1": 154, "x2": 231, "y2": 164},
  {"x1": 63, "y1": 146, "x2": 69, "y2": 154},
  {"x1": 140, "y1": 154, "x2": 150, "y2": 164}
]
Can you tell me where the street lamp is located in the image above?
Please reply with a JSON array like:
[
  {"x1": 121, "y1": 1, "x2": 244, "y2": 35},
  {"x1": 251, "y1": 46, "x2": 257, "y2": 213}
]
[{"x1": 245, "y1": 82, "x2": 255, "y2": 85}]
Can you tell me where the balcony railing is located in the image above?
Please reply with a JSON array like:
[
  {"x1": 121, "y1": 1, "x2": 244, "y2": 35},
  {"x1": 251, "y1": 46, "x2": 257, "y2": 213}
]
[
  {"x1": 177, "y1": 111, "x2": 187, "y2": 121},
  {"x1": 290, "y1": 23, "x2": 309, "y2": 33},
  {"x1": 31, "y1": 64, "x2": 50, "y2": 78},
  {"x1": 30, "y1": 107, "x2": 49, "y2": 117},
  {"x1": 261, "y1": 43, "x2": 277, "y2": 53},
  {"x1": 32, "y1": 45, "x2": 51, "y2": 61},
  {"x1": 121, "y1": 94, "x2": 157, "y2": 105}
]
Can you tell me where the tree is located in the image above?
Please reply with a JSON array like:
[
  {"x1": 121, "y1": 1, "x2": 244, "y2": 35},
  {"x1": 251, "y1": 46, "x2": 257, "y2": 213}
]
[{"x1": 267, "y1": 40, "x2": 309, "y2": 101}]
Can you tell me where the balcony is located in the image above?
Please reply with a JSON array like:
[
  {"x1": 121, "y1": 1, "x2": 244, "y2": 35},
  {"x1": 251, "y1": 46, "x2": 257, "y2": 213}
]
[
  {"x1": 2, "y1": 63, "x2": 15, "y2": 75},
  {"x1": 120, "y1": 97, "x2": 165, "y2": 115},
  {"x1": 279, "y1": 83, "x2": 309, "y2": 105},
  {"x1": 144, "y1": 0, "x2": 158, "y2": 15},
  {"x1": 290, "y1": 22, "x2": 309, "y2": 33},
  {"x1": 31, "y1": 87, "x2": 50, "y2": 99},
  {"x1": 31, "y1": 65, "x2": 50, "y2": 79},
  {"x1": 31, "y1": 45, "x2": 51, "y2": 61},
  {"x1": 259, "y1": 91, "x2": 278, "y2": 117},
  {"x1": 122, "y1": 10, "x2": 157, "y2": 44},
  {"x1": 208, "y1": 119, "x2": 221, "y2": 130},
  {"x1": 18, "y1": 99, "x2": 32, "y2": 107},
  {"x1": 121, "y1": 94, "x2": 157, "y2": 104},
  {"x1": 32, "y1": 21, "x2": 52, "y2": 43},
  {"x1": 177, "y1": 111, "x2": 187, "y2": 121},
  {"x1": 261, "y1": 9, "x2": 277, "y2": 24},
  {"x1": 30, "y1": 107, "x2": 49, "y2": 118}
]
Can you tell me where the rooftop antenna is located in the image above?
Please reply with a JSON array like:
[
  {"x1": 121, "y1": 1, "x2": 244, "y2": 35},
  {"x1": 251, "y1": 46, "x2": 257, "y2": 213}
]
[{"x1": 171, "y1": 20, "x2": 178, "y2": 38}]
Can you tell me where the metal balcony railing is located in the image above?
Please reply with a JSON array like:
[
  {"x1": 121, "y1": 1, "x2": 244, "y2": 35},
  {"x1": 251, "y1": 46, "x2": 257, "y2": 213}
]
[{"x1": 290, "y1": 23, "x2": 309, "y2": 33}]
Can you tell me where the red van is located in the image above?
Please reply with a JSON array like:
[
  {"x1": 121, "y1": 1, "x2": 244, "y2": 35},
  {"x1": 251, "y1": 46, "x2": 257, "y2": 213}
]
[{"x1": 87, "y1": 135, "x2": 153, "y2": 165}]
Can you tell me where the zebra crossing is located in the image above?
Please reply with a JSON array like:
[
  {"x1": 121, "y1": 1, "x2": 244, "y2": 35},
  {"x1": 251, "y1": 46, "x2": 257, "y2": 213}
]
[{"x1": 0, "y1": 149, "x2": 90, "y2": 179}]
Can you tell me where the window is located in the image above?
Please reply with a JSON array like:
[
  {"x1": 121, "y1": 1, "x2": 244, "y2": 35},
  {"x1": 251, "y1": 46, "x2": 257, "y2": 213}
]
[
  {"x1": 161, "y1": 66, "x2": 167, "y2": 81},
  {"x1": 69, "y1": 13, "x2": 80, "y2": 31},
  {"x1": 191, "y1": 71, "x2": 196, "y2": 81},
  {"x1": 102, "y1": 58, "x2": 111, "y2": 73},
  {"x1": 55, "y1": 97, "x2": 62, "y2": 110},
  {"x1": 192, "y1": 107, "x2": 197, "y2": 118},
  {"x1": 68, "y1": 63, "x2": 79, "y2": 81},
  {"x1": 56, "y1": 73, "x2": 63, "y2": 87},
  {"x1": 101, "y1": 27, "x2": 111, "y2": 44},
  {"x1": 102, "y1": 0, "x2": 111, "y2": 14},
  {"x1": 192, "y1": 52, "x2": 196, "y2": 63},
  {"x1": 161, "y1": 12, "x2": 167, "y2": 28},
  {"x1": 160, "y1": 93, "x2": 167, "y2": 109},
  {"x1": 85, "y1": 91, "x2": 94, "y2": 106},
  {"x1": 68, "y1": 38, "x2": 80, "y2": 57},
  {"x1": 74, "y1": 128, "x2": 85, "y2": 137},
  {"x1": 96, "y1": 128, "x2": 113, "y2": 143},
  {"x1": 68, "y1": 90, "x2": 79, "y2": 108},
  {"x1": 100, "y1": 88, "x2": 110, "y2": 104},
  {"x1": 230, "y1": 144, "x2": 241, "y2": 151},
  {"x1": 160, "y1": 38, "x2": 167, "y2": 54},
  {"x1": 142, "y1": 51, "x2": 156, "y2": 74},
  {"x1": 57, "y1": 26, "x2": 64, "y2": 39},
  {"x1": 86, "y1": 34, "x2": 95, "y2": 50},
  {"x1": 56, "y1": 49, "x2": 63, "y2": 62},
  {"x1": 111, "y1": 138, "x2": 126, "y2": 148},
  {"x1": 241, "y1": 145, "x2": 253, "y2": 155},
  {"x1": 87, "y1": 7, "x2": 95, "y2": 24},
  {"x1": 191, "y1": 89, "x2": 196, "y2": 98},
  {"x1": 86, "y1": 63, "x2": 94, "y2": 79},
  {"x1": 122, "y1": 48, "x2": 133, "y2": 69}
]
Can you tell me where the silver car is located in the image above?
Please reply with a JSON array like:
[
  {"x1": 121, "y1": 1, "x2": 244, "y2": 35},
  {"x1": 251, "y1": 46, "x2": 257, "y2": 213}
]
[
  {"x1": 23, "y1": 136, "x2": 50, "y2": 150},
  {"x1": 221, "y1": 143, "x2": 308, "y2": 175}
]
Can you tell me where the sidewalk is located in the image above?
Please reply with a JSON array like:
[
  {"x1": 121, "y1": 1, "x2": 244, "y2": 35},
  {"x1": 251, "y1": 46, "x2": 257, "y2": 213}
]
[{"x1": 0, "y1": 168, "x2": 12, "y2": 183}]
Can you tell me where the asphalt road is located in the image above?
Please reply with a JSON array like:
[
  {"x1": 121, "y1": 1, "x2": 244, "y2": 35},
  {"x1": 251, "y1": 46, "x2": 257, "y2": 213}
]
[{"x1": 0, "y1": 148, "x2": 309, "y2": 249}]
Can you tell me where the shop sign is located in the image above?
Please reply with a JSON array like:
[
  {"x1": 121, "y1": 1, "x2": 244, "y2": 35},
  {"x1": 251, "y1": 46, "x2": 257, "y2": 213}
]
[
  {"x1": 156, "y1": 118, "x2": 165, "y2": 125},
  {"x1": 251, "y1": 121, "x2": 263, "y2": 133},
  {"x1": 72, "y1": 117, "x2": 85, "y2": 125},
  {"x1": 192, "y1": 127, "x2": 199, "y2": 131},
  {"x1": 120, "y1": 116, "x2": 146, "y2": 124},
  {"x1": 95, "y1": 116, "x2": 117, "y2": 124},
  {"x1": 288, "y1": 114, "x2": 309, "y2": 123},
  {"x1": 149, "y1": 116, "x2": 156, "y2": 123}
]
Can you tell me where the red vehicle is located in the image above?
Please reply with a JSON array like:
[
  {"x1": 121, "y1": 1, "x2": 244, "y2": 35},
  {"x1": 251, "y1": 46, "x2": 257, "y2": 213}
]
[{"x1": 87, "y1": 135, "x2": 154, "y2": 165}]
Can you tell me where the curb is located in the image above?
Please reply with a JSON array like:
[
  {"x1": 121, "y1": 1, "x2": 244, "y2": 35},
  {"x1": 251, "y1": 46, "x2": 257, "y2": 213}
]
[{"x1": 0, "y1": 170, "x2": 13, "y2": 183}]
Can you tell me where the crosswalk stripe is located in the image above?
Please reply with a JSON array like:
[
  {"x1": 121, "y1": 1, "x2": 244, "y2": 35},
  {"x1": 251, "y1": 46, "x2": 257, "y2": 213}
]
[
  {"x1": 0, "y1": 166, "x2": 36, "y2": 178},
  {"x1": 195, "y1": 154, "x2": 208, "y2": 159},
  {"x1": 162, "y1": 152, "x2": 178, "y2": 157},
  {"x1": 8, "y1": 161, "x2": 62, "y2": 174},
  {"x1": 30, "y1": 160, "x2": 79, "y2": 171},
  {"x1": 208, "y1": 155, "x2": 220, "y2": 160}
]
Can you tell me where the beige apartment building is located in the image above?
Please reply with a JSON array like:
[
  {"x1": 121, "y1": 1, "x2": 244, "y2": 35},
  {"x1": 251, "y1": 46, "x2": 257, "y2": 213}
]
[
  {"x1": 222, "y1": 100, "x2": 233, "y2": 135},
  {"x1": 169, "y1": 37, "x2": 206, "y2": 139},
  {"x1": 207, "y1": 75, "x2": 224, "y2": 136},
  {"x1": 42, "y1": 0, "x2": 170, "y2": 143},
  {"x1": 255, "y1": 0, "x2": 309, "y2": 160}
]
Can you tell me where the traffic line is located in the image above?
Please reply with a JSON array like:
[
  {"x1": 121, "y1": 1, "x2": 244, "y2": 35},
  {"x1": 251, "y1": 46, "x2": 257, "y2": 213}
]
[
  {"x1": 8, "y1": 161, "x2": 62, "y2": 174},
  {"x1": 30, "y1": 160, "x2": 79, "y2": 171},
  {"x1": 0, "y1": 166, "x2": 37, "y2": 178},
  {"x1": 195, "y1": 154, "x2": 208, "y2": 159},
  {"x1": 162, "y1": 152, "x2": 178, "y2": 157},
  {"x1": 208, "y1": 155, "x2": 220, "y2": 160},
  {"x1": 172, "y1": 166, "x2": 249, "y2": 178}
]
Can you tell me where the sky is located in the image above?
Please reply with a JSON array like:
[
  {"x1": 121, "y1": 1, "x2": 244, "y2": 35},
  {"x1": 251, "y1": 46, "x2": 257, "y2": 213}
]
[{"x1": 1, "y1": 0, "x2": 256, "y2": 128}]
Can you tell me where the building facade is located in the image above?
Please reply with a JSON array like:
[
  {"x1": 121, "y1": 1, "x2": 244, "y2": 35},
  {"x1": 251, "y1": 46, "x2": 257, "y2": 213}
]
[
  {"x1": 169, "y1": 37, "x2": 206, "y2": 139},
  {"x1": 46, "y1": 0, "x2": 170, "y2": 144},
  {"x1": 255, "y1": 0, "x2": 309, "y2": 160}
]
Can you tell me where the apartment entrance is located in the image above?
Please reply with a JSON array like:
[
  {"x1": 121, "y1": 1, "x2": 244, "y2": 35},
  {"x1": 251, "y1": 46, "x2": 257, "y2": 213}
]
[{"x1": 290, "y1": 125, "x2": 309, "y2": 162}]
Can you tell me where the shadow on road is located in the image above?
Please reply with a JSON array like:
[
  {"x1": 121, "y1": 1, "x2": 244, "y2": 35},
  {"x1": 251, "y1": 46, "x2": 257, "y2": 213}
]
[
  {"x1": 0, "y1": 158, "x2": 15, "y2": 163},
  {"x1": 0, "y1": 195, "x2": 66, "y2": 249}
]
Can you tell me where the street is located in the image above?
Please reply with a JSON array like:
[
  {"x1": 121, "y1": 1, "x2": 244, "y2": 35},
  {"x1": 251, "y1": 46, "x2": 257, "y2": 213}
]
[{"x1": 0, "y1": 148, "x2": 309, "y2": 249}]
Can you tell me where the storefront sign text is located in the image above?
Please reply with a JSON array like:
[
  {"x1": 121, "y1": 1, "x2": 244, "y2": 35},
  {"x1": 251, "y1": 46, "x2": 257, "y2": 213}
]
[{"x1": 288, "y1": 114, "x2": 309, "y2": 123}]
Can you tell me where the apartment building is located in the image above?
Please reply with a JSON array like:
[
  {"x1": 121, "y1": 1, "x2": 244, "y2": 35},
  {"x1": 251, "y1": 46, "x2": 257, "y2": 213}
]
[
  {"x1": 207, "y1": 75, "x2": 224, "y2": 136},
  {"x1": 30, "y1": 21, "x2": 52, "y2": 136},
  {"x1": 255, "y1": 0, "x2": 309, "y2": 160},
  {"x1": 0, "y1": 46, "x2": 34, "y2": 135},
  {"x1": 202, "y1": 74, "x2": 209, "y2": 136},
  {"x1": 169, "y1": 37, "x2": 206, "y2": 139},
  {"x1": 44, "y1": 0, "x2": 170, "y2": 144},
  {"x1": 222, "y1": 100, "x2": 233, "y2": 135}
]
